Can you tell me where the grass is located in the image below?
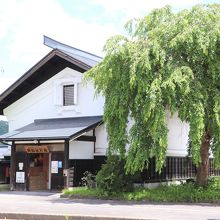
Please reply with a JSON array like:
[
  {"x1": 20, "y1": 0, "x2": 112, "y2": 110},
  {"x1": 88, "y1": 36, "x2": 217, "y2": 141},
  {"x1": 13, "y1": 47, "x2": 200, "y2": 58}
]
[
  {"x1": 0, "y1": 184, "x2": 10, "y2": 191},
  {"x1": 123, "y1": 181, "x2": 220, "y2": 203},
  {"x1": 62, "y1": 187, "x2": 99, "y2": 198},
  {"x1": 62, "y1": 178, "x2": 220, "y2": 203}
]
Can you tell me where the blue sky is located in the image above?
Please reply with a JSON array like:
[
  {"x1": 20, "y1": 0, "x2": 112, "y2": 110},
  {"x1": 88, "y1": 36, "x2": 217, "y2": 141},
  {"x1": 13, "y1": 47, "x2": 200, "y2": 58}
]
[{"x1": 0, "y1": 0, "x2": 218, "y2": 93}]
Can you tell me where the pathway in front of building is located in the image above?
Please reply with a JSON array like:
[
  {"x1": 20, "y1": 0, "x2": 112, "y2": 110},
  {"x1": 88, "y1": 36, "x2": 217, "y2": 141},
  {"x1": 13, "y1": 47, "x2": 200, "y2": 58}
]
[{"x1": 0, "y1": 191, "x2": 220, "y2": 220}]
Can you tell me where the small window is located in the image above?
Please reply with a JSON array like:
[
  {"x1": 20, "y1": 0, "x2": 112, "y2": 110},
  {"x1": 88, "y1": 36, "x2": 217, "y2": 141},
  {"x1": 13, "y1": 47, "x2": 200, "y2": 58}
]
[{"x1": 63, "y1": 84, "x2": 74, "y2": 106}]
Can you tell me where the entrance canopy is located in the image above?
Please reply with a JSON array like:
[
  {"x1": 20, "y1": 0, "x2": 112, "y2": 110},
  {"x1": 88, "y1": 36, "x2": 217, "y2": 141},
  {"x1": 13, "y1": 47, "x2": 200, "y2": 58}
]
[{"x1": 0, "y1": 116, "x2": 102, "y2": 142}]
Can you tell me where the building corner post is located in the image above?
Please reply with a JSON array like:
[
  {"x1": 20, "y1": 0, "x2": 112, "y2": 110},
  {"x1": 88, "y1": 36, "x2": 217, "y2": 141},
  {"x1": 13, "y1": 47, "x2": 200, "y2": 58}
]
[
  {"x1": 64, "y1": 139, "x2": 69, "y2": 188},
  {"x1": 10, "y1": 141, "x2": 15, "y2": 191}
]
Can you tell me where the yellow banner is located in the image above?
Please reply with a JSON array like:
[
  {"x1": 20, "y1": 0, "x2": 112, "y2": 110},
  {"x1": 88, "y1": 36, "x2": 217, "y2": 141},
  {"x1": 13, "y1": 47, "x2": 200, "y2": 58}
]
[{"x1": 25, "y1": 146, "x2": 49, "y2": 153}]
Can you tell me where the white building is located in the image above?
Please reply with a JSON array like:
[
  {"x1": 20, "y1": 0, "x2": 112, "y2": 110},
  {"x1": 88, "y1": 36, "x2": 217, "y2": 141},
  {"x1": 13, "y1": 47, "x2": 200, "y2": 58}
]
[{"x1": 0, "y1": 36, "x2": 193, "y2": 191}]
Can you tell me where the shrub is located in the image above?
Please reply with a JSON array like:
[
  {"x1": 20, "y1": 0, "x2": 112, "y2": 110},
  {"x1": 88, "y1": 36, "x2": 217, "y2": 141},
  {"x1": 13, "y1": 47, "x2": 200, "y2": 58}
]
[
  {"x1": 96, "y1": 155, "x2": 134, "y2": 196},
  {"x1": 62, "y1": 177, "x2": 220, "y2": 202},
  {"x1": 81, "y1": 171, "x2": 96, "y2": 188}
]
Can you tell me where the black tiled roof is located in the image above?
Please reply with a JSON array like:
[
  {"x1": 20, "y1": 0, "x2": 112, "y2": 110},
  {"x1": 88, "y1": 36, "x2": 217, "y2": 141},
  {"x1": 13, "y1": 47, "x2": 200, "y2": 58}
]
[{"x1": 0, "y1": 116, "x2": 102, "y2": 141}]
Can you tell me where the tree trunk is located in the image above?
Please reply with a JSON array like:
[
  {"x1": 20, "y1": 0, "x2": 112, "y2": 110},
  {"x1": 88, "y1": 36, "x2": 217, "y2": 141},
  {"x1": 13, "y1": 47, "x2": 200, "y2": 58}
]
[{"x1": 196, "y1": 131, "x2": 211, "y2": 186}]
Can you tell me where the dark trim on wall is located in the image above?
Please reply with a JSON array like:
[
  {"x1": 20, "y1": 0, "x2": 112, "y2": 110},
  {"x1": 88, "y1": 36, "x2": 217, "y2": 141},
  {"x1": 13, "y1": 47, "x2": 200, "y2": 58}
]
[
  {"x1": 138, "y1": 156, "x2": 220, "y2": 183},
  {"x1": 10, "y1": 141, "x2": 15, "y2": 191},
  {"x1": 93, "y1": 129, "x2": 95, "y2": 153},
  {"x1": 2, "y1": 137, "x2": 69, "y2": 142},
  {"x1": 69, "y1": 159, "x2": 94, "y2": 186},
  {"x1": 64, "y1": 139, "x2": 69, "y2": 169},
  {"x1": 69, "y1": 121, "x2": 102, "y2": 140},
  {"x1": 0, "y1": 50, "x2": 90, "y2": 114},
  {"x1": 76, "y1": 135, "x2": 96, "y2": 142},
  {"x1": 93, "y1": 155, "x2": 106, "y2": 174},
  {"x1": 68, "y1": 156, "x2": 107, "y2": 186}
]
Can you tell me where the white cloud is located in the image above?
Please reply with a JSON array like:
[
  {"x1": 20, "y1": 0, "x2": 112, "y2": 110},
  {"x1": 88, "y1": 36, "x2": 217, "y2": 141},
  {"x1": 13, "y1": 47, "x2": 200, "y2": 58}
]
[
  {"x1": 0, "y1": 0, "x2": 18, "y2": 39},
  {"x1": 0, "y1": 76, "x2": 16, "y2": 94},
  {"x1": 92, "y1": 0, "x2": 202, "y2": 20},
  {"x1": 0, "y1": 0, "x2": 203, "y2": 93},
  {"x1": 0, "y1": 0, "x2": 203, "y2": 73},
  {"x1": 0, "y1": 0, "x2": 118, "y2": 79}
]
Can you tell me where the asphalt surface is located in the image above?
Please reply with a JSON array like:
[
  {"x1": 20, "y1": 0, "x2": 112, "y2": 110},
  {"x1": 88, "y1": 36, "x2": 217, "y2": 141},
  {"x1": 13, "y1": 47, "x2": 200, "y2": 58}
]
[{"x1": 0, "y1": 191, "x2": 220, "y2": 220}]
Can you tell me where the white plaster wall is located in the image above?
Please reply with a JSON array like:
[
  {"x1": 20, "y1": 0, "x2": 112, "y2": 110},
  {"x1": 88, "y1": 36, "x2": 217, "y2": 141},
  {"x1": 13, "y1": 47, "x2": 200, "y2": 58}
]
[
  {"x1": 69, "y1": 141, "x2": 94, "y2": 159},
  {"x1": 95, "y1": 124, "x2": 108, "y2": 155},
  {"x1": 3, "y1": 65, "x2": 189, "y2": 157},
  {"x1": 4, "y1": 67, "x2": 104, "y2": 131},
  {"x1": 166, "y1": 112, "x2": 189, "y2": 156},
  {"x1": 125, "y1": 114, "x2": 189, "y2": 157},
  {"x1": 93, "y1": 114, "x2": 189, "y2": 157}
]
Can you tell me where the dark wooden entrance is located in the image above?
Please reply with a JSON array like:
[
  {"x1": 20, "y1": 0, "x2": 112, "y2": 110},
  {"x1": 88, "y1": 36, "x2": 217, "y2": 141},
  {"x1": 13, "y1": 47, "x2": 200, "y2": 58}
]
[
  {"x1": 51, "y1": 152, "x2": 64, "y2": 190},
  {"x1": 28, "y1": 153, "x2": 49, "y2": 190},
  {"x1": 14, "y1": 151, "x2": 27, "y2": 190}
]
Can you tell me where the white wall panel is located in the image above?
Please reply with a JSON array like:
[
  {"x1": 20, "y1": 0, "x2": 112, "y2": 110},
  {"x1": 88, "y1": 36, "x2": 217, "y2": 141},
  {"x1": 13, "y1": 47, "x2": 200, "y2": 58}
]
[
  {"x1": 93, "y1": 114, "x2": 189, "y2": 157},
  {"x1": 3, "y1": 66, "x2": 189, "y2": 157},
  {"x1": 69, "y1": 141, "x2": 94, "y2": 159},
  {"x1": 4, "y1": 67, "x2": 104, "y2": 131},
  {"x1": 95, "y1": 124, "x2": 108, "y2": 155},
  {"x1": 166, "y1": 112, "x2": 189, "y2": 156}
]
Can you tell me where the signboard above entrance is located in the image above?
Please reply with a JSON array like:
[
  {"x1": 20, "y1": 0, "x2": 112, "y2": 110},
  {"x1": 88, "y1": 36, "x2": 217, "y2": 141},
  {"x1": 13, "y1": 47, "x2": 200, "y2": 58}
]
[{"x1": 25, "y1": 146, "x2": 49, "y2": 154}]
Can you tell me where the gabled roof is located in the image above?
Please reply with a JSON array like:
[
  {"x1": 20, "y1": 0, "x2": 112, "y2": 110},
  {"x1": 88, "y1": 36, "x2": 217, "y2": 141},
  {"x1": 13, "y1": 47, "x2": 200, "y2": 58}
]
[
  {"x1": 44, "y1": 36, "x2": 102, "y2": 66},
  {"x1": 0, "y1": 36, "x2": 102, "y2": 114},
  {"x1": 0, "y1": 116, "x2": 102, "y2": 141}
]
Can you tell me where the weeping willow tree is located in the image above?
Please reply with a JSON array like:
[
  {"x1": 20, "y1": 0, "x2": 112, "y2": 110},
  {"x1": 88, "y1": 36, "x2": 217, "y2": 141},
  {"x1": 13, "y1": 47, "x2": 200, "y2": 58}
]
[{"x1": 86, "y1": 4, "x2": 220, "y2": 186}]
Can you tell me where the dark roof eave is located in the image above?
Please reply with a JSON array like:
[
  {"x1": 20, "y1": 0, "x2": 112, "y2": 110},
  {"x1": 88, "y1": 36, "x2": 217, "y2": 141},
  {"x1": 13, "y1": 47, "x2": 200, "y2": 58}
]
[
  {"x1": 0, "y1": 49, "x2": 91, "y2": 102},
  {"x1": 0, "y1": 49, "x2": 93, "y2": 114},
  {"x1": 0, "y1": 119, "x2": 103, "y2": 142},
  {"x1": 0, "y1": 137, "x2": 70, "y2": 142},
  {"x1": 0, "y1": 50, "x2": 57, "y2": 102},
  {"x1": 69, "y1": 120, "x2": 102, "y2": 140},
  {"x1": 55, "y1": 50, "x2": 92, "y2": 70}
]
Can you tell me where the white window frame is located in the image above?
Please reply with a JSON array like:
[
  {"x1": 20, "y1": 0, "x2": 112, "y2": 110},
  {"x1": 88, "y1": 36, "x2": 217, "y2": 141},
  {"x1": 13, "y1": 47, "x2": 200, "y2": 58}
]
[
  {"x1": 62, "y1": 83, "x2": 77, "y2": 106},
  {"x1": 54, "y1": 77, "x2": 81, "y2": 113}
]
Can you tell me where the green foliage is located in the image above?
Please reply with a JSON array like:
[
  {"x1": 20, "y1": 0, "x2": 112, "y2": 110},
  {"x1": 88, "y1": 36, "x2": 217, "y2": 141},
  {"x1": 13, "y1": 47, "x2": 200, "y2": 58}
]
[
  {"x1": 85, "y1": 4, "x2": 220, "y2": 173},
  {"x1": 95, "y1": 156, "x2": 134, "y2": 196},
  {"x1": 81, "y1": 171, "x2": 96, "y2": 188},
  {"x1": 124, "y1": 181, "x2": 220, "y2": 203},
  {"x1": 62, "y1": 187, "x2": 98, "y2": 198},
  {"x1": 63, "y1": 178, "x2": 220, "y2": 203},
  {"x1": 0, "y1": 184, "x2": 9, "y2": 191}
]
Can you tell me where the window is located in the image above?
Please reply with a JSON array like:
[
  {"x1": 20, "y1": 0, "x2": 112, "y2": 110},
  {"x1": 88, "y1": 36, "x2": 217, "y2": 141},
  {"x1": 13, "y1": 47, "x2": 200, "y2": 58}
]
[
  {"x1": 54, "y1": 72, "x2": 81, "y2": 112},
  {"x1": 63, "y1": 84, "x2": 75, "y2": 106}
]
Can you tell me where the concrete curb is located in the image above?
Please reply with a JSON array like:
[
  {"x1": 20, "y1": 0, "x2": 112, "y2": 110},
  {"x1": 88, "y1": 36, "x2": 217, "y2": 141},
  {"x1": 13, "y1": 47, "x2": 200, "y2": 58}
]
[{"x1": 0, "y1": 213, "x2": 154, "y2": 220}]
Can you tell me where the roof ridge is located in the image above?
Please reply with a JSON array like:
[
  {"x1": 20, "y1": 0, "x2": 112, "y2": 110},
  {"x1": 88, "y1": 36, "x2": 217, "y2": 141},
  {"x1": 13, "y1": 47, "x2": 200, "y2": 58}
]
[{"x1": 44, "y1": 35, "x2": 102, "y2": 62}]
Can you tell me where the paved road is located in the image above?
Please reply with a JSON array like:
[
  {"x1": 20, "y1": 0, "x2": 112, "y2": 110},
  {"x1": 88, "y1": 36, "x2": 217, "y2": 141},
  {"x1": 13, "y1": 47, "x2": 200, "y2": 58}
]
[{"x1": 0, "y1": 191, "x2": 220, "y2": 220}]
